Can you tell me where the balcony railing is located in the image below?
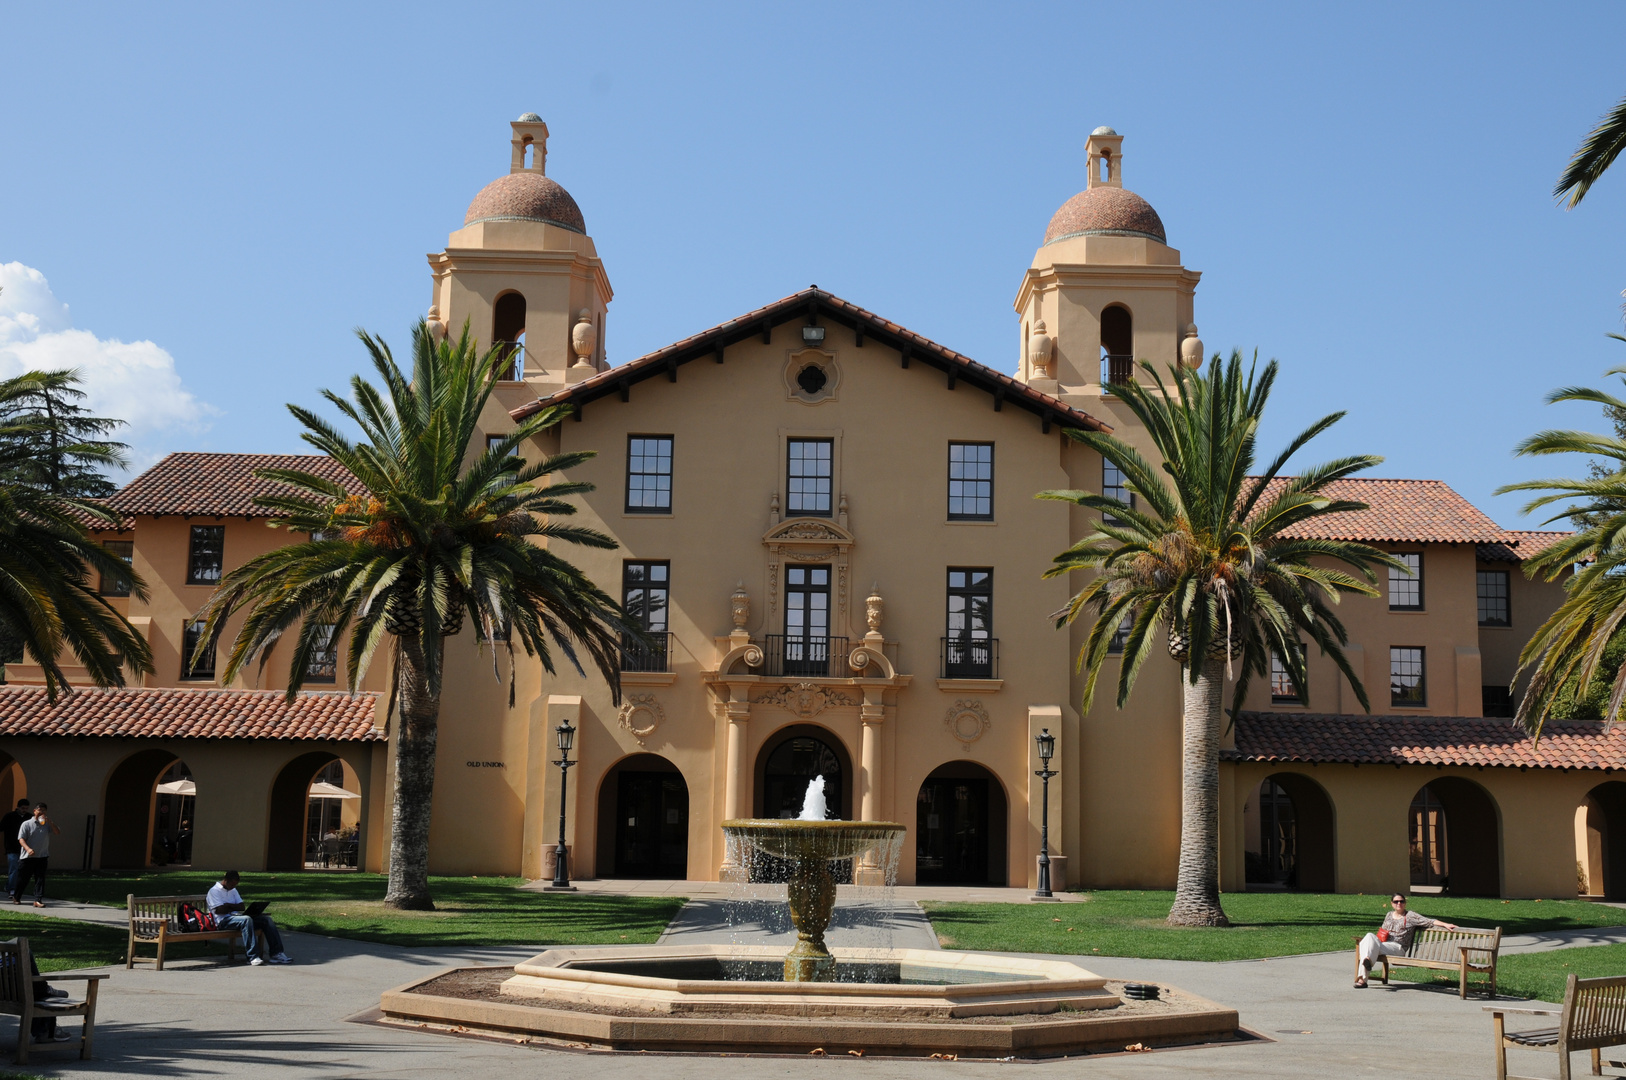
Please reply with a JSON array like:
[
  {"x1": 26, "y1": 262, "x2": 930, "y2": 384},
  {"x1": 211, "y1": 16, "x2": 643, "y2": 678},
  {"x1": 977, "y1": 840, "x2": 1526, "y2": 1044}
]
[
  {"x1": 762, "y1": 635, "x2": 849, "y2": 678},
  {"x1": 941, "y1": 636, "x2": 998, "y2": 679},
  {"x1": 1100, "y1": 353, "x2": 1134, "y2": 393},
  {"x1": 620, "y1": 631, "x2": 670, "y2": 673}
]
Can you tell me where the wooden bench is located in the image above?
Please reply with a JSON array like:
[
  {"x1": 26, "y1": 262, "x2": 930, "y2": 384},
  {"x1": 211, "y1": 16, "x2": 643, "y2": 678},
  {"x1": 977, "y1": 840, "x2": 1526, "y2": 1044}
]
[
  {"x1": 126, "y1": 893, "x2": 251, "y2": 970},
  {"x1": 1486, "y1": 973, "x2": 1626, "y2": 1080},
  {"x1": 0, "y1": 936, "x2": 107, "y2": 1064},
  {"x1": 1371, "y1": 925, "x2": 1502, "y2": 999}
]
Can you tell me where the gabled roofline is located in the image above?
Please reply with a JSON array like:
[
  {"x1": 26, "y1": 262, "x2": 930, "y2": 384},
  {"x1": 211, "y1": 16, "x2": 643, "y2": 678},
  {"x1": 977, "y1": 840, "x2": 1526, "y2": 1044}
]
[{"x1": 509, "y1": 288, "x2": 1111, "y2": 435}]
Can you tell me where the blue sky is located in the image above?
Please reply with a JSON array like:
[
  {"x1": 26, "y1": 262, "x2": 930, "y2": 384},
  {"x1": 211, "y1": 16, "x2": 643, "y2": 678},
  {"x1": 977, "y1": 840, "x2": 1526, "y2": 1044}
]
[{"x1": 3, "y1": 2, "x2": 1625, "y2": 527}]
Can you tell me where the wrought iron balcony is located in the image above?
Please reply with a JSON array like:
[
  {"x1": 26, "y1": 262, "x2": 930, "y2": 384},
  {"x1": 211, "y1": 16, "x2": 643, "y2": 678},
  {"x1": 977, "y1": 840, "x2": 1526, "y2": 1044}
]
[
  {"x1": 620, "y1": 631, "x2": 670, "y2": 673},
  {"x1": 941, "y1": 636, "x2": 998, "y2": 679},
  {"x1": 762, "y1": 635, "x2": 849, "y2": 678},
  {"x1": 1100, "y1": 353, "x2": 1134, "y2": 393}
]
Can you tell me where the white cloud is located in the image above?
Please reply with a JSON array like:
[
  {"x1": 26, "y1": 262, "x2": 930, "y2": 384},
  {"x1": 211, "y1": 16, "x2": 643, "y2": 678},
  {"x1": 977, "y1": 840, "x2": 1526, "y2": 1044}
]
[{"x1": 0, "y1": 262, "x2": 217, "y2": 473}]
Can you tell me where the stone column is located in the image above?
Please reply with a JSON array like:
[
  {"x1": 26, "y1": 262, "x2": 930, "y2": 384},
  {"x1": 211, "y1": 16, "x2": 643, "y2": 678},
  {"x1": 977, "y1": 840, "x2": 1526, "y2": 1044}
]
[
  {"x1": 854, "y1": 691, "x2": 887, "y2": 885},
  {"x1": 720, "y1": 693, "x2": 751, "y2": 882}
]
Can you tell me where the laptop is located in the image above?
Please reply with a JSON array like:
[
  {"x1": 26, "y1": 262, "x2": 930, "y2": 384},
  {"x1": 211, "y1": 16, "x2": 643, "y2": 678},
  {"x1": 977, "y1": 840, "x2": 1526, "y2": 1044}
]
[{"x1": 244, "y1": 901, "x2": 269, "y2": 917}]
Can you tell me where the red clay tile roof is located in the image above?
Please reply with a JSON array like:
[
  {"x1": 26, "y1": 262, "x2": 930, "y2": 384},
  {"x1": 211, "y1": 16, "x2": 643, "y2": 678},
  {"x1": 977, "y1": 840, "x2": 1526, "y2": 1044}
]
[
  {"x1": 464, "y1": 171, "x2": 585, "y2": 233},
  {"x1": 63, "y1": 501, "x2": 129, "y2": 533},
  {"x1": 510, "y1": 288, "x2": 1111, "y2": 434},
  {"x1": 105, "y1": 453, "x2": 361, "y2": 518},
  {"x1": 1045, "y1": 186, "x2": 1167, "y2": 245},
  {"x1": 1228, "y1": 711, "x2": 1626, "y2": 771},
  {"x1": 1259, "y1": 477, "x2": 1506, "y2": 545},
  {"x1": 0, "y1": 686, "x2": 382, "y2": 741},
  {"x1": 1478, "y1": 529, "x2": 1572, "y2": 564}
]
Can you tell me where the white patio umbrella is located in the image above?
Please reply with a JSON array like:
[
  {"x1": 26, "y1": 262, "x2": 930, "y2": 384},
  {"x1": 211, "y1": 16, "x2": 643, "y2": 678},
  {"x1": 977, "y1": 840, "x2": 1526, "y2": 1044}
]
[
  {"x1": 155, "y1": 779, "x2": 196, "y2": 795},
  {"x1": 308, "y1": 781, "x2": 359, "y2": 799}
]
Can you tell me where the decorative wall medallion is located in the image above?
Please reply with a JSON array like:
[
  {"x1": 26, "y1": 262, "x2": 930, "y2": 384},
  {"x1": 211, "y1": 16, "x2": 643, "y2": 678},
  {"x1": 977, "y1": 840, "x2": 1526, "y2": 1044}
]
[
  {"x1": 944, "y1": 699, "x2": 992, "y2": 744},
  {"x1": 752, "y1": 681, "x2": 858, "y2": 718},
  {"x1": 784, "y1": 348, "x2": 840, "y2": 405},
  {"x1": 618, "y1": 694, "x2": 664, "y2": 741}
]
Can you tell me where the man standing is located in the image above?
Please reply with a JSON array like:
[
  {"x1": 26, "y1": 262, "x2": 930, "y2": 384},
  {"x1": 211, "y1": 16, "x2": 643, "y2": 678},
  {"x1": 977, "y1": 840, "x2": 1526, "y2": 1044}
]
[
  {"x1": 0, "y1": 800, "x2": 29, "y2": 900},
  {"x1": 13, "y1": 803, "x2": 59, "y2": 908},
  {"x1": 206, "y1": 871, "x2": 291, "y2": 966}
]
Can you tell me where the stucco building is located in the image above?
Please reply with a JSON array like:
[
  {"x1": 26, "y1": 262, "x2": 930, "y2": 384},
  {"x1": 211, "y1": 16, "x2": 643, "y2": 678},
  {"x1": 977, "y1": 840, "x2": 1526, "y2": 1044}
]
[{"x1": 2, "y1": 117, "x2": 1622, "y2": 899}]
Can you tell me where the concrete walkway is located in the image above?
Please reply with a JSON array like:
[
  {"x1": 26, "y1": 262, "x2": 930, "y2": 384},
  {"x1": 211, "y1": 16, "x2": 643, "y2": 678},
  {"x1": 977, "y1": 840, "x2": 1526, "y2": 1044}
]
[
  {"x1": 4, "y1": 895, "x2": 1623, "y2": 1078},
  {"x1": 518, "y1": 877, "x2": 1087, "y2": 903}
]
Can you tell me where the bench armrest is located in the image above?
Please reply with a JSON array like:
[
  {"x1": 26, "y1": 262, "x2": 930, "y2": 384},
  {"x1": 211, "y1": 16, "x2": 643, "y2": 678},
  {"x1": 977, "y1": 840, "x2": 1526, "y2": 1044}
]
[
  {"x1": 43, "y1": 974, "x2": 110, "y2": 982},
  {"x1": 1483, "y1": 1005, "x2": 1559, "y2": 1016}
]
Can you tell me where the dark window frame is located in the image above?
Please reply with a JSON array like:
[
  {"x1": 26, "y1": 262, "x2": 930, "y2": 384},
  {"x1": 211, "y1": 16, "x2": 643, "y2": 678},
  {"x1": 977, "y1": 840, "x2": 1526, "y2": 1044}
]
[
  {"x1": 946, "y1": 568, "x2": 994, "y2": 642},
  {"x1": 1102, "y1": 458, "x2": 1136, "y2": 527},
  {"x1": 1270, "y1": 644, "x2": 1304, "y2": 704},
  {"x1": 1107, "y1": 613, "x2": 1132, "y2": 655},
  {"x1": 1477, "y1": 569, "x2": 1511, "y2": 627},
  {"x1": 186, "y1": 525, "x2": 225, "y2": 586},
  {"x1": 625, "y1": 435, "x2": 674, "y2": 514},
  {"x1": 99, "y1": 540, "x2": 134, "y2": 597},
  {"x1": 1388, "y1": 552, "x2": 1424, "y2": 611},
  {"x1": 786, "y1": 438, "x2": 835, "y2": 517},
  {"x1": 621, "y1": 560, "x2": 671, "y2": 673},
  {"x1": 1390, "y1": 646, "x2": 1426, "y2": 707},
  {"x1": 181, "y1": 619, "x2": 216, "y2": 681},
  {"x1": 303, "y1": 623, "x2": 338, "y2": 684},
  {"x1": 947, "y1": 442, "x2": 994, "y2": 521},
  {"x1": 622, "y1": 560, "x2": 671, "y2": 635}
]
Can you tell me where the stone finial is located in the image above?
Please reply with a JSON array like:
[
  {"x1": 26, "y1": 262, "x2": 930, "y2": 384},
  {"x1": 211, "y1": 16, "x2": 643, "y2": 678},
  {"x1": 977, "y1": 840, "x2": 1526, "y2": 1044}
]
[
  {"x1": 838, "y1": 492, "x2": 849, "y2": 528},
  {"x1": 426, "y1": 305, "x2": 446, "y2": 348},
  {"x1": 731, "y1": 582, "x2": 750, "y2": 632},
  {"x1": 571, "y1": 309, "x2": 595, "y2": 369},
  {"x1": 1028, "y1": 319, "x2": 1053, "y2": 380},
  {"x1": 1180, "y1": 324, "x2": 1204, "y2": 370},
  {"x1": 768, "y1": 492, "x2": 781, "y2": 525},
  {"x1": 865, "y1": 586, "x2": 884, "y2": 638}
]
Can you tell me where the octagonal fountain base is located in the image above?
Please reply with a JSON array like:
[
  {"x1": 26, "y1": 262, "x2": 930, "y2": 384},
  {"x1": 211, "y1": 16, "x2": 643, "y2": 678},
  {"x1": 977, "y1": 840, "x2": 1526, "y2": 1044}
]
[{"x1": 378, "y1": 945, "x2": 1242, "y2": 1058}]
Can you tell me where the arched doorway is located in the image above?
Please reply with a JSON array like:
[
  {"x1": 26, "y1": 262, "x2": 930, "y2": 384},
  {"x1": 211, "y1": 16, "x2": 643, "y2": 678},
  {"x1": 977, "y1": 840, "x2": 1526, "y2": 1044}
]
[
  {"x1": 0, "y1": 752, "x2": 26, "y2": 815},
  {"x1": 752, "y1": 726, "x2": 853, "y2": 882},
  {"x1": 1244, "y1": 773, "x2": 1336, "y2": 891},
  {"x1": 1409, "y1": 778, "x2": 1501, "y2": 896},
  {"x1": 492, "y1": 291, "x2": 527, "y2": 380},
  {"x1": 101, "y1": 749, "x2": 189, "y2": 869},
  {"x1": 916, "y1": 762, "x2": 1008, "y2": 885},
  {"x1": 595, "y1": 754, "x2": 689, "y2": 879},
  {"x1": 1577, "y1": 781, "x2": 1626, "y2": 898},
  {"x1": 266, "y1": 753, "x2": 362, "y2": 871}
]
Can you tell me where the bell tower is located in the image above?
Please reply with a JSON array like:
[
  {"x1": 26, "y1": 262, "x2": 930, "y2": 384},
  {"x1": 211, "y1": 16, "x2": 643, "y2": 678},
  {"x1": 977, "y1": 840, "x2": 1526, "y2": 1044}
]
[
  {"x1": 1014, "y1": 128, "x2": 1203, "y2": 417},
  {"x1": 426, "y1": 113, "x2": 612, "y2": 390}
]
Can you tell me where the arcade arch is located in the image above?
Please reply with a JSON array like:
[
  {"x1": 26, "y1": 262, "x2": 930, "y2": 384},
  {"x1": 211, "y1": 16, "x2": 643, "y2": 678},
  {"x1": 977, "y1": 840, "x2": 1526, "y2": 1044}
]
[
  {"x1": 101, "y1": 749, "x2": 190, "y2": 869},
  {"x1": 266, "y1": 753, "x2": 362, "y2": 871},
  {"x1": 1576, "y1": 781, "x2": 1626, "y2": 899},
  {"x1": 915, "y1": 761, "x2": 1008, "y2": 885},
  {"x1": 1408, "y1": 778, "x2": 1501, "y2": 897},
  {"x1": 1243, "y1": 772, "x2": 1335, "y2": 891},
  {"x1": 595, "y1": 753, "x2": 689, "y2": 879}
]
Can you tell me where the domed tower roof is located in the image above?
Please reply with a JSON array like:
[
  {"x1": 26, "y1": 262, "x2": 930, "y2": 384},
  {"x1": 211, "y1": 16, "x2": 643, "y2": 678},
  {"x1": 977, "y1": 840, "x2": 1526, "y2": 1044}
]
[
  {"x1": 1043, "y1": 126, "x2": 1166, "y2": 246},
  {"x1": 464, "y1": 172, "x2": 586, "y2": 233}
]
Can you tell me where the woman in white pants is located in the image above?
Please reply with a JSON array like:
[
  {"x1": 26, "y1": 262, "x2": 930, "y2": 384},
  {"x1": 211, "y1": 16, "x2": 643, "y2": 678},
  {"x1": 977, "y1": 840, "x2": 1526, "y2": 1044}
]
[{"x1": 1355, "y1": 894, "x2": 1458, "y2": 988}]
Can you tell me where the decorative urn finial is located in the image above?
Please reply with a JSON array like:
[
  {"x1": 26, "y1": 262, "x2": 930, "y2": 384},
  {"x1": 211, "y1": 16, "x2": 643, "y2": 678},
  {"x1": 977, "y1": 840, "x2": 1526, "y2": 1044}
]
[
  {"x1": 731, "y1": 582, "x2": 750, "y2": 632},
  {"x1": 1028, "y1": 319, "x2": 1053, "y2": 380},
  {"x1": 426, "y1": 305, "x2": 446, "y2": 348},
  {"x1": 865, "y1": 586, "x2": 884, "y2": 637},
  {"x1": 571, "y1": 309, "x2": 595, "y2": 369},
  {"x1": 1180, "y1": 324, "x2": 1204, "y2": 370}
]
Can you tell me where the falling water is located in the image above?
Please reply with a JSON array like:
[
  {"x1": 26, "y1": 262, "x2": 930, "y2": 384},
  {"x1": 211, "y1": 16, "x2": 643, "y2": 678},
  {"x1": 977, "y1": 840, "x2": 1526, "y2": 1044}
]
[{"x1": 798, "y1": 776, "x2": 829, "y2": 820}]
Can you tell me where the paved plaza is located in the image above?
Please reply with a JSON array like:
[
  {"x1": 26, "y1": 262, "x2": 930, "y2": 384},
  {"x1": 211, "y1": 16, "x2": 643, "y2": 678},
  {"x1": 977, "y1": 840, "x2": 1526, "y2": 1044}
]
[{"x1": 5, "y1": 889, "x2": 1624, "y2": 1078}]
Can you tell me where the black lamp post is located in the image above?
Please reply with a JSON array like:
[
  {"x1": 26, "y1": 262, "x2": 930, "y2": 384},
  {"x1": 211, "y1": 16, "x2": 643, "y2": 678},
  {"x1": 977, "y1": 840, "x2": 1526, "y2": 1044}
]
[
  {"x1": 549, "y1": 719, "x2": 578, "y2": 891},
  {"x1": 1034, "y1": 727, "x2": 1057, "y2": 899}
]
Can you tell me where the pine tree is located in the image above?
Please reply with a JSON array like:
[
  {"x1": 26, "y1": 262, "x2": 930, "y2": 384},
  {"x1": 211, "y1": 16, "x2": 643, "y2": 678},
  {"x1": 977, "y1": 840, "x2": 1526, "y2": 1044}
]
[{"x1": 0, "y1": 370, "x2": 128, "y2": 498}]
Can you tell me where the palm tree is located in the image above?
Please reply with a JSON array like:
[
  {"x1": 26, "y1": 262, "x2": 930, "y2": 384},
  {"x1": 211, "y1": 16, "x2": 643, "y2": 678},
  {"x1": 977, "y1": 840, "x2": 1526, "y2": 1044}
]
[
  {"x1": 1556, "y1": 94, "x2": 1626, "y2": 208},
  {"x1": 0, "y1": 370, "x2": 152, "y2": 699},
  {"x1": 1040, "y1": 352, "x2": 1399, "y2": 926},
  {"x1": 1496, "y1": 366, "x2": 1626, "y2": 739},
  {"x1": 197, "y1": 322, "x2": 636, "y2": 909}
]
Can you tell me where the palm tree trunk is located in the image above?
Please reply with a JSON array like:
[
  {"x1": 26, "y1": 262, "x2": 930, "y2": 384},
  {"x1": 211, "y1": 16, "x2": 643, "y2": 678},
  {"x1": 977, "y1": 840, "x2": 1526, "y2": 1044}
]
[
  {"x1": 1167, "y1": 654, "x2": 1230, "y2": 927},
  {"x1": 384, "y1": 636, "x2": 441, "y2": 910}
]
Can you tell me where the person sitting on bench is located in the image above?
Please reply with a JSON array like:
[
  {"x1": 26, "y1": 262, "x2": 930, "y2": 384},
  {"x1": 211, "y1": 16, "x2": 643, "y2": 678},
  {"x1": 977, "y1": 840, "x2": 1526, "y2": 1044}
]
[
  {"x1": 1355, "y1": 893, "x2": 1458, "y2": 988},
  {"x1": 206, "y1": 871, "x2": 291, "y2": 966}
]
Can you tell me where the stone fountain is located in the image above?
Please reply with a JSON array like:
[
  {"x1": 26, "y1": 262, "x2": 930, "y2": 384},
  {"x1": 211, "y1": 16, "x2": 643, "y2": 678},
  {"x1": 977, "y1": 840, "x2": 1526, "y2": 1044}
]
[{"x1": 377, "y1": 779, "x2": 1242, "y2": 1057}]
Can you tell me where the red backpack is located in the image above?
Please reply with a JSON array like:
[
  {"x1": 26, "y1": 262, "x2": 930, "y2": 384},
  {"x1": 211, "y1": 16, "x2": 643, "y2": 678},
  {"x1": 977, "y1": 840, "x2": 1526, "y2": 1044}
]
[{"x1": 177, "y1": 902, "x2": 217, "y2": 933}]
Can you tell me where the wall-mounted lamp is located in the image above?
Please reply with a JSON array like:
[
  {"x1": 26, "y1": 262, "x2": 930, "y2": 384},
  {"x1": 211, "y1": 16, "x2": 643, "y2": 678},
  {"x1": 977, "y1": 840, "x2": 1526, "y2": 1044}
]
[{"x1": 802, "y1": 325, "x2": 826, "y2": 345}]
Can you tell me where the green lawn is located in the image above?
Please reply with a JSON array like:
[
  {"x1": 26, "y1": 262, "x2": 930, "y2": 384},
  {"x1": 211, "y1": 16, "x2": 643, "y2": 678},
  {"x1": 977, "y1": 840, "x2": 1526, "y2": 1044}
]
[
  {"x1": 923, "y1": 891, "x2": 1626, "y2": 962},
  {"x1": 1391, "y1": 942, "x2": 1626, "y2": 1003},
  {"x1": 0, "y1": 909, "x2": 130, "y2": 972},
  {"x1": 45, "y1": 871, "x2": 684, "y2": 950}
]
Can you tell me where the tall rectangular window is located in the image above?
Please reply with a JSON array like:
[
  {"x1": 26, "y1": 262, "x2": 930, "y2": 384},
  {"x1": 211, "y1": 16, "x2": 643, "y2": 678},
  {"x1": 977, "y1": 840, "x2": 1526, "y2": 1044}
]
[
  {"x1": 947, "y1": 442, "x2": 993, "y2": 520},
  {"x1": 787, "y1": 438, "x2": 833, "y2": 516},
  {"x1": 782, "y1": 565, "x2": 833, "y2": 676},
  {"x1": 1477, "y1": 570, "x2": 1510, "y2": 627},
  {"x1": 304, "y1": 624, "x2": 338, "y2": 684},
  {"x1": 1102, "y1": 460, "x2": 1135, "y2": 527},
  {"x1": 181, "y1": 619, "x2": 215, "y2": 681},
  {"x1": 1107, "y1": 613, "x2": 1132, "y2": 655},
  {"x1": 622, "y1": 561, "x2": 670, "y2": 672},
  {"x1": 1390, "y1": 646, "x2": 1426, "y2": 707},
  {"x1": 945, "y1": 568, "x2": 994, "y2": 677},
  {"x1": 99, "y1": 540, "x2": 134, "y2": 597},
  {"x1": 626, "y1": 436, "x2": 674, "y2": 513},
  {"x1": 186, "y1": 526, "x2": 225, "y2": 586},
  {"x1": 1388, "y1": 553, "x2": 1423, "y2": 610},
  {"x1": 1482, "y1": 685, "x2": 1514, "y2": 718},
  {"x1": 1271, "y1": 646, "x2": 1302, "y2": 703}
]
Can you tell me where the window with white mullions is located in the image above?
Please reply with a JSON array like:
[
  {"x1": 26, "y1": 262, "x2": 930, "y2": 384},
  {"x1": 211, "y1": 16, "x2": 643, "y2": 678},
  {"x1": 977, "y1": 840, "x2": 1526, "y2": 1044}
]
[
  {"x1": 786, "y1": 438, "x2": 833, "y2": 516},
  {"x1": 947, "y1": 442, "x2": 993, "y2": 520},
  {"x1": 1388, "y1": 553, "x2": 1423, "y2": 610}
]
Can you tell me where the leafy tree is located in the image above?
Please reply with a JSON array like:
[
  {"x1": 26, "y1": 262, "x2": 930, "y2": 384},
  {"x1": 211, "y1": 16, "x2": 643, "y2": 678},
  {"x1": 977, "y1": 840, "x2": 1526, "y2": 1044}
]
[
  {"x1": 1497, "y1": 367, "x2": 1626, "y2": 737},
  {"x1": 196, "y1": 322, "x2": 636, "y2": 909},
  {"x1": 1040, "y1": 353, "x2": 1399, "y2": 926},
  {"x1": 0, "y1": 370, "x2": 128, "y2": 497},
  {"x1": 0, "y1": 371, "x2": 151, "y2": 697}
]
